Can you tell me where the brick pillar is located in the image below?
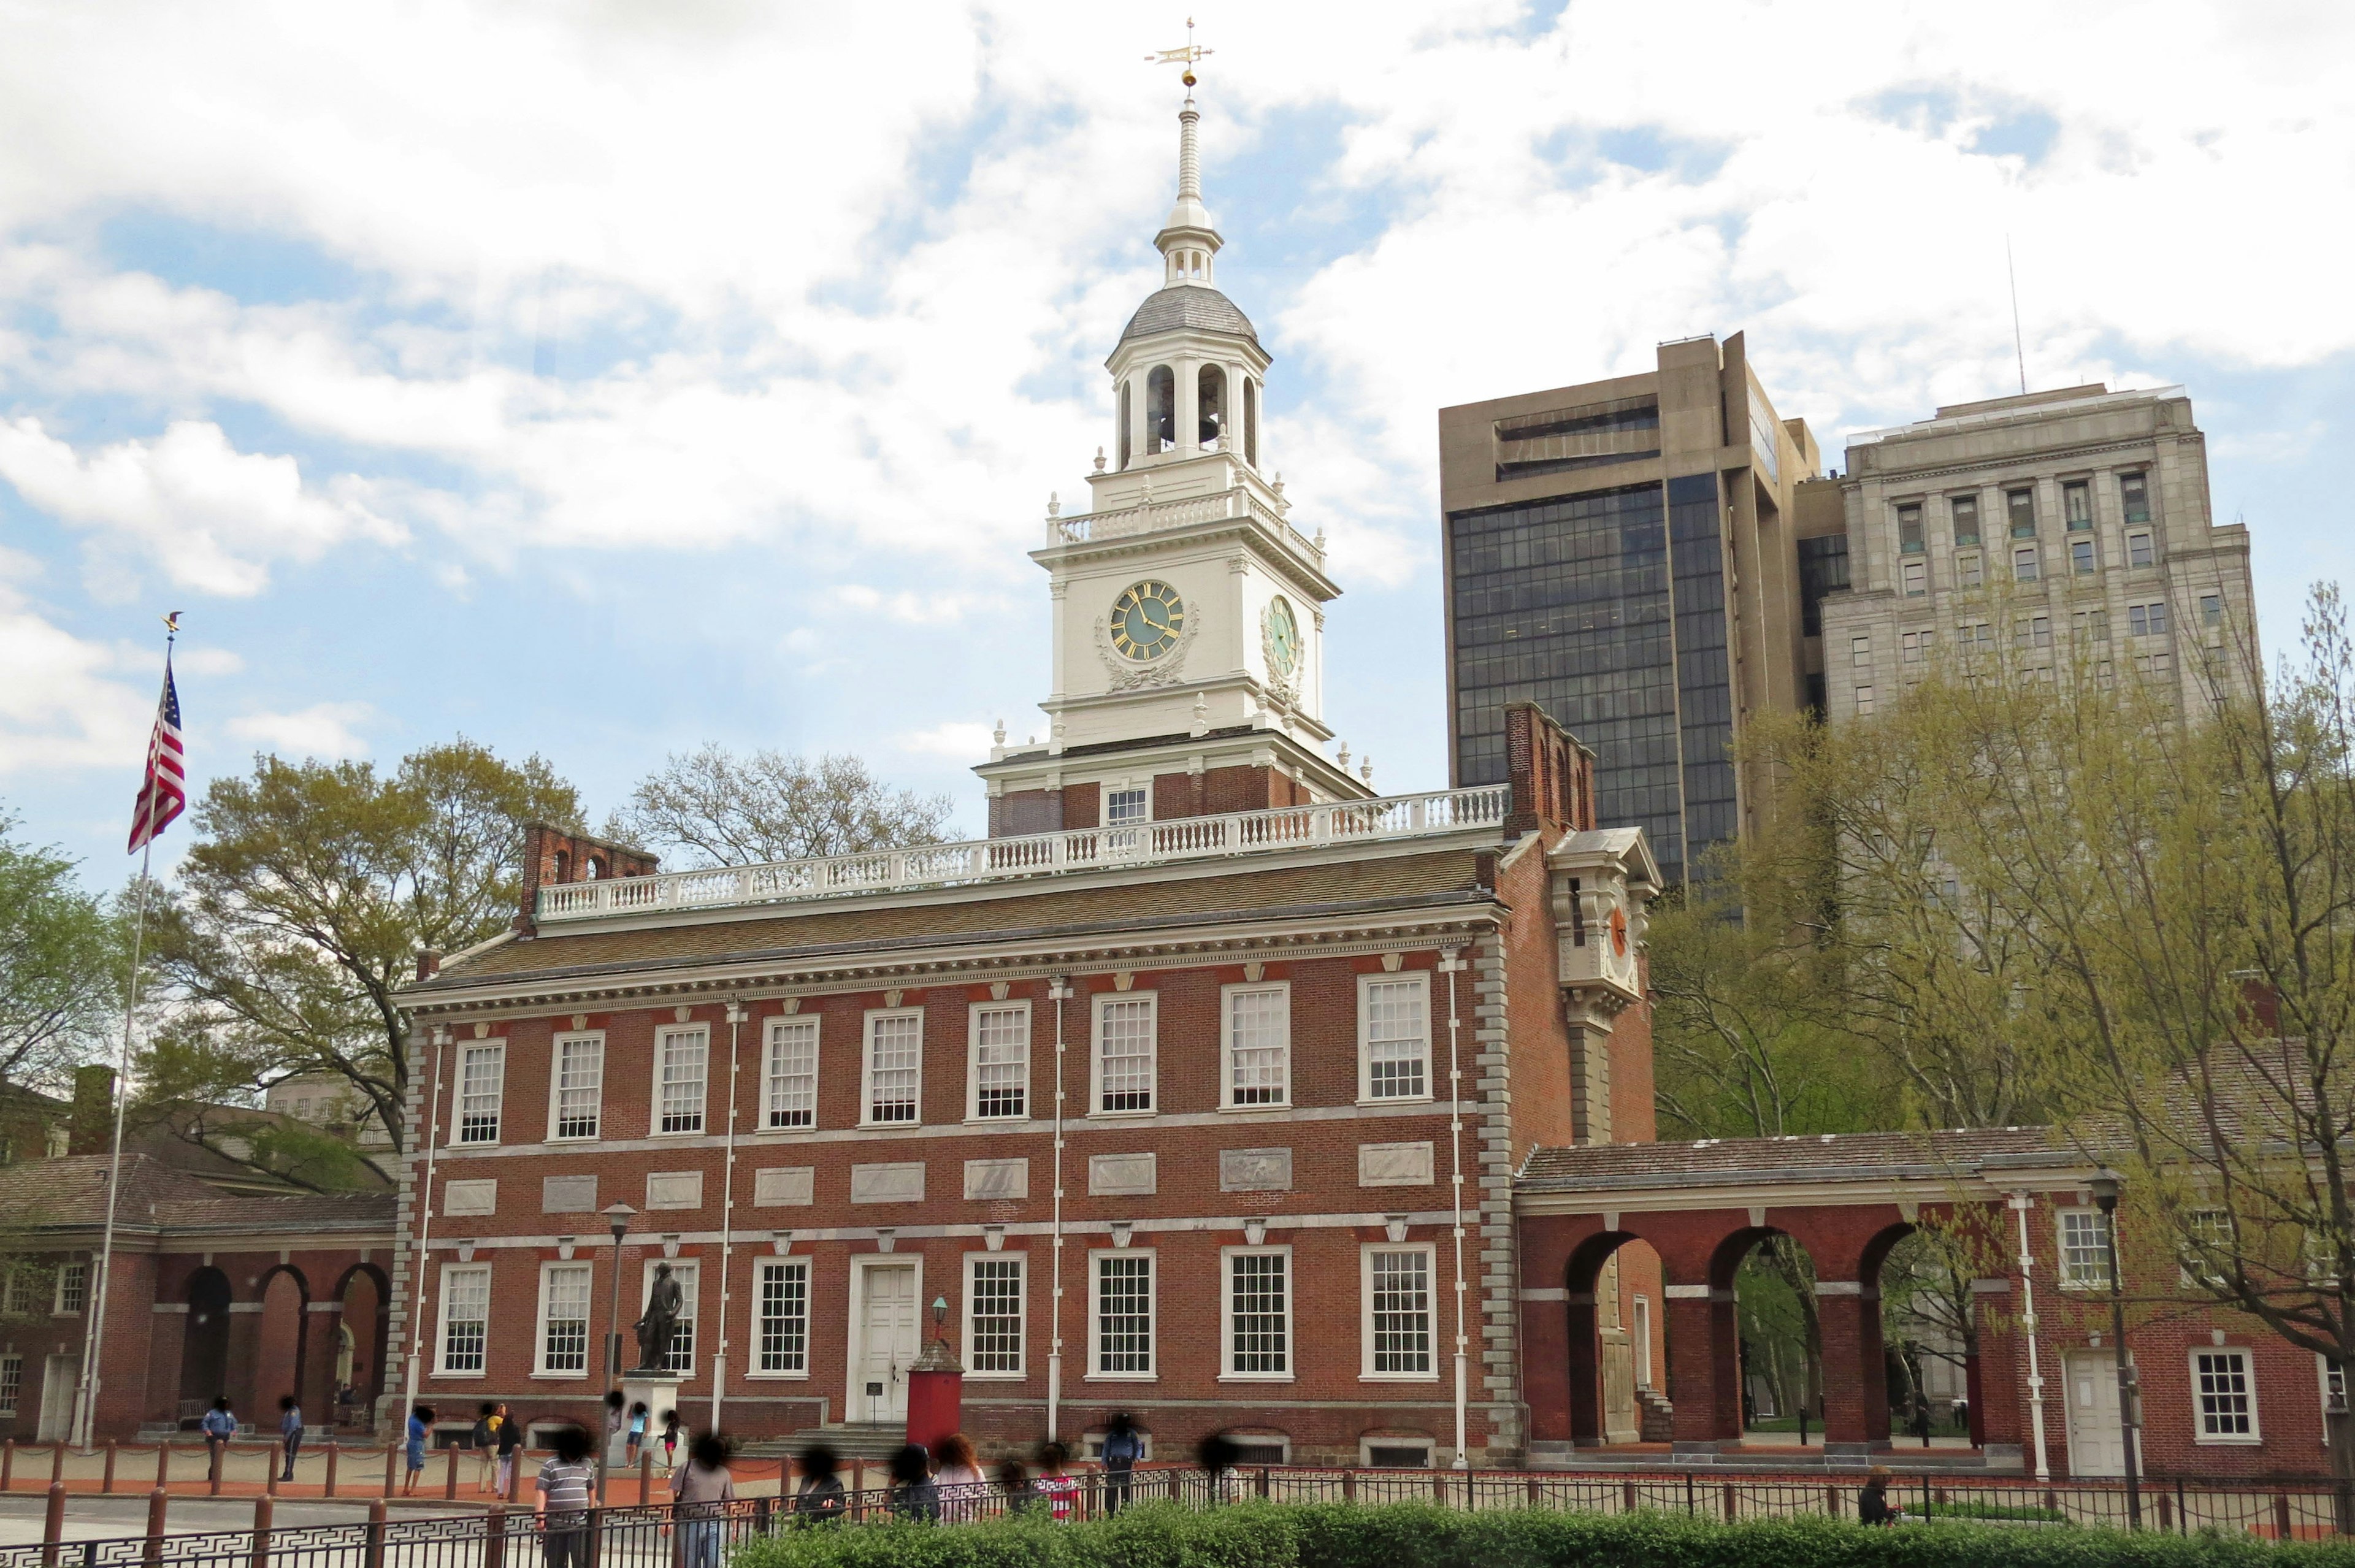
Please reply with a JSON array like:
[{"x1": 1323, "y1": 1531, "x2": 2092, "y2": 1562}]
[
  {"x1": 1858, "y1": 1284, "x2": 1892, "y2": 1444},
  {"x1": 1969, "y1": 1278, "x2": 2023, "y2": 1458},
  {"x1": 1523, "y1": 1293, "x2": 1574, "y2": 1446},
  {"x1": 1666, "y1": 1291, "x2": 1739, "y2": 1449},
  {"x1": 1563, "y1": 1295, "x2": 1601, "y2": 1444},
  {"x1": 1815, "y1": 1285, "x2": 1871, "y2": 1453}
]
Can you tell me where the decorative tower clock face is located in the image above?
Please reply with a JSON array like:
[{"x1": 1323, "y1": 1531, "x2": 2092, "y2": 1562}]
[
  {"x1": 1265, "y1": 596, "x2": 1300, "y2": 678},
  {"x1": 1109, "y1": 580, "x2": 1186, "y2": 660}
]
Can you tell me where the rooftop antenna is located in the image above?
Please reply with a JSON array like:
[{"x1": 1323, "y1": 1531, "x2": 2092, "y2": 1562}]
[
  {"x1": 1147, "y1": 18, "x2": 1213, "y2": 90},
  {"x1": 2005, "y1": 233, "x2": 2028, "y2": 396}
]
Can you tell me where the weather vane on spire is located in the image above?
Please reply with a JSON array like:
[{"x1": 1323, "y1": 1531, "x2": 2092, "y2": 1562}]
[{"x1": 1146, "y1": 18, "x2": 1212, "y2": 90}]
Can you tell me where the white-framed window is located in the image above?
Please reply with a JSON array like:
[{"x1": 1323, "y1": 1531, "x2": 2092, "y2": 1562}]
[
  {"x1": 2320, "y1": 1354, "x2": 2347, "y2": 1439},
  {"x1": 1360, "y1": 1437, "x2": 1433, "y2": 1468},
  {"x1": 1850, "y1": 635, "x2": 1871, "y2": 669},
  {"x1": 968, "y1": 1003, "x2": 1029, "y2": 1120},
  {"x1": 1361, "y1": 1244, "x2": 1436, "y2": 1380},
  {"x1": 2129, "y1": 600, "x2": 2170, "y2": 638},
  {"x1": 457, "y1": 1041, "x2": 504, "y2": 1144},
  {"x1": 640, "y1": 1260, "x2": 698, "y2": 1375},
  {"x1": 2059, "y1": 1207, "x2": 2114, "y2": 1290},
  {"x1": 1901, "y1": 559, "x2": 1926, "y2": 597},
  {"x1": 437, "y1": 1264, "x2": 491, "y2": 1374},
  {"x1": 765, "y1": 1018, "x2": 819, "y2": 1130},
  {"x1": 536, "y1": 1263, "x2": 592, "y2": 1375},
  {"x1": 1, "y1": 1269, "x2": 34, "y2": 1317},
  {"x1": 1093, "y1": 993, "x2": 1156, "y2": 1114},
  {"x1": 2180, "y1": 1208, "x2": 2234, "y2": 1288},
  {"x1": 53, "y1": 1261, "x2": 86, "y2": 1315},
  {"x1": 966, "y1": 1254, "x2": 1025, "y2": 1377},
  {"x1": 1958, "y1": 553, "x2": 1983, "y2": 589},
  {"x1": 654, "y1": 1026, "x2": 708, "y2": 1134},
  {"x1": 1633, "y1": 1295, "x2": 1653, "y2": 1386},
  {"x1": 0, "y1": 1353, "x2": 18, "y2": 1416},
  {"x1": 2127, "y1": 529, "x2": 2155, "y2": 568},
  {"x1": 1359, "y1": 973, "x2": 1430, "y2": 1101},
  {"x1": 2013, "y1": 544, "x2": 2040, "y2": 581},
  {"x1": 1855, "y1": 685, "x2": 1875, "y2": 717},
  {"x1": 1222, "y1": 1247, "x2": 1292, "y2": 1380},
  {"x1": 549, "y1": 1033, "x2": 603, "y2": 1141},
  {"x1": 862, "y1": 1009, "x2": 924, "y2": 1125},
  {"x1": 1091, "y1": 1250, "x2": 1155, "y2": 1378},
  {"x1": 1222, "y1": 983, "x2": 1290, "y2": 1108},
  {"x1": 1105, "y1": 787, "x2": 1149, "y2": 825},
  {"x1": 756, "y1": 1259, "x2": 810, "y2": 1375},
  {"x1": 2192, "y1": 1348, "x2": 2259, "y2": 1442}
]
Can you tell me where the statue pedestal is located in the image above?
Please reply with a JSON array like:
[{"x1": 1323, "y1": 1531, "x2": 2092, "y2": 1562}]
[{"x1": 613, "y1": 1374, "x2": 687, "y2": 1469}]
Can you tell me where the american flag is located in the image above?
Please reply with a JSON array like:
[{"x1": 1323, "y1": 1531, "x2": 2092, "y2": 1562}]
[{"x1": 127, "y1": 654, "x2": 186, "y2": 854}]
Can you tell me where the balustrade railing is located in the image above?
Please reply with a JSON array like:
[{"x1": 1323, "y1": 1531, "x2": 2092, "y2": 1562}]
[
  {"x1": 537, "y1": 784, "x2": 1511, "y2": 924},
  {"x1": 1044, "y1": 486, "x2": 1320, "y2": 561}
]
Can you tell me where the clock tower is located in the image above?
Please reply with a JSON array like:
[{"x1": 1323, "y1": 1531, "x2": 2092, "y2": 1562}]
[{"x1": 978, "y1": 87, "x2": 1373, "y2": 837}]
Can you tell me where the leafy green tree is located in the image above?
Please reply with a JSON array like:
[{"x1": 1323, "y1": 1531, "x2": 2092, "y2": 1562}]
[
  {"x1": 0, "y1": 811, "x2": 130, "y2": 1102},
  {"x1": 149, "y1": 740, "x2": 578, "y2": 1184}
]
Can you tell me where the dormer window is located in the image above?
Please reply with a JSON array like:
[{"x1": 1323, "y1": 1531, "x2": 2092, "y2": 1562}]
[
  {"x1": 1146, "y1": 366, "x2": 1176, "y2": 454},
  {"x1": 1198, "y1": 365, "x2": 1226, "y2": 450}
]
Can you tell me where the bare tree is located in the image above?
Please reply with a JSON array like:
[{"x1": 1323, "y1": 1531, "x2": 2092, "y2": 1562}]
[{"x1": 608, "y1": 747, "x2": 955, "y2": 868}]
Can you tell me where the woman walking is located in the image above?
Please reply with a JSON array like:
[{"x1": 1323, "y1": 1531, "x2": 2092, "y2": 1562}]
[{"x1": 670, "y1": 1433, "x2": 737, "y2": 1568}]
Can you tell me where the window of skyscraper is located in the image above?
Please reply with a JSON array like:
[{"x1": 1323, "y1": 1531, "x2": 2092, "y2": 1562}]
[{"x1": 1797, "y1": 535, "x2": 1850, "y2": 637}]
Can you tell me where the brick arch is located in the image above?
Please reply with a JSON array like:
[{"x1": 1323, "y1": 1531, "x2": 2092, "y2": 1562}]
[
  {"x1": 251, "y1": 1264, "x2": 313, "y2": 1419},
  {"x1": 1561, "y1": 1230, "x2": 1641, "y2": 1445}
]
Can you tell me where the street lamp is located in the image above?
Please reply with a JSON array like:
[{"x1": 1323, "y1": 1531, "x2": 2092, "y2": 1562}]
[
  {"x1": 932, "y1": 1296, "x2": 949, "y2": 1341},
  {"x1": 2089, "y1": 1176, "x2": 2142, "y2": 1529},
  {"x1": 597, "y1": 1203, "x2": 636, "y2": 1508}
]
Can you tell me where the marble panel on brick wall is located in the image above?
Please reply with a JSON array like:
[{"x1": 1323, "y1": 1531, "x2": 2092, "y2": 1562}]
[
  {"x1": 964, "y1": 1158, "x2": 1028, "y2": 1201},
  {"x1": 754, "y1": 1167, "x2": 815, "y2": 1207},
  {"x1": 1357, "y1": 1141, "x2": 1434, "y2": 1187},
  {"x1": 443, "y1": 1179, "x2": 497, "y2": 1216},
  {"x1": 645, "y1": 1171, "x2": 703, "y2": 1209},
  {"x1": 542, "y1": 1175, "x2": 597, "y2": 1213},
  {"x1": 1219, "y1": 1147, "x2": 1292, "y2": 1192},
  {"x1": 1089, "y1": 1152, "x2": 1157, "y2": 1196},
  {"x1": 850, "y1": 1162, "x2": 926, "y2": 1204}
]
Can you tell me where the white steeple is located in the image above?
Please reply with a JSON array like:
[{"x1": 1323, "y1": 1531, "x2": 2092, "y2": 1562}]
[{"x1": 1155, "y1": 94, "x2": 1222, "y2": 288}]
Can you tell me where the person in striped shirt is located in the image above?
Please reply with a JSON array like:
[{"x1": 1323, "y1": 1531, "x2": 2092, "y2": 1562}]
[{"x1": 535, "y1": 1425, "x2": 599, "y2": 1568}]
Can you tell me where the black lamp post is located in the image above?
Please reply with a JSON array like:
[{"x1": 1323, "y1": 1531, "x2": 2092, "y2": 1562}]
[
  {"x1": 2089, "y1": 1176, "x2": 2142, "y2": 1529},
  {"x1": 597, "y1": 1203, "x2": 635, "y2": 1506}
]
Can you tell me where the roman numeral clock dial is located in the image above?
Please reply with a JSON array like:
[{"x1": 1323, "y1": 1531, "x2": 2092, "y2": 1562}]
[{"x1": 1110, "y1": 580, "x2": 1185, "y2": 660}]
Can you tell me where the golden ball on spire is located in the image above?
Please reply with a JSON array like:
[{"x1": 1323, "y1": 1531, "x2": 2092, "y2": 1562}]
[{"x1": 1182, "y1": 69, "x2": 1196, "y2": 86}]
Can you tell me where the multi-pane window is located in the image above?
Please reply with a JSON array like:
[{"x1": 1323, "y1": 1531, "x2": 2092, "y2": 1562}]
[
  {"x1": 1227, "y1": 1250, "x2": 1290, "y2": 1377},
  {"x1": 1901, "y1": 630, "x2": 1935, "y2": 664},
  {"x1": 756, "y1": 1260, "x2": 810, "y2": 1374},
  {"x1": 1855, "y1": 685, "x2": 1875, "y2": 717},
  {"x1": 2194, "y1": 1350, "x2": 2257, "y2": 1439},
  {"x1": 2006, "y1": 488, "x2": 2037, "y2": 537},
  {"x1": 1224, "y1": 985, "x2": 1290, "y2": 1107},
  {"x1": 1950, "y1": 494, "x2": 1980, "y2": 546},
  {"x1": 1094, "y1": 1253, "x2": 1154, "y2": 1375},
  {"x1": 1, "y1": 1270, "x2": 34, "y2": 1316},
  {"x1": 2129, "y1": 601, "x2": 2170, "y2": 638},
  {"x1": 2120, "y1": 472, "x2": 2151, "y2": 523},
  {"x1": 2013, "y1": 545, "x2": 2040, "y2": 581},
  {"x1": 653, "y1": 1027, "x2": 707, "y2": 1134},
  {"x1": 0, "y1": 1354, "x2": 18, "y2": 1416},
  {"x1": 439, "y1": 1264, "x2": 490, "y2": 1372},
  {"x1": 1850, "y1": 635, "x2": 1871, "y2": 669},
  {"x1": 2059, "y1": 1207, "x2": 2113, "y2": 1290},
  {"x1": 2063, "y1": 480, "x2": 2093, "y2": 530},
  {"x1": 2018, "y1": 615, "x2": 2052, "y2": 649},
  {"x1": 645, "y1": 1263, "x2": 697, "y2": 1374},
  {"x1": 1361, "y1": 976, "x2": 1430, "y2": 1100},
  {"x1": 2200, "y1": 594, "x2": 2223, "y2": 627},
  {"x1": 1958, "y1": 553, "x2": 1984, "y2": 589},
  {"x1": 2070, "y1": 538, "x2": 2097, "y2": 576},
  {"x1": 1095, "y1": 996, "x2": 1155, "y2": 1113},
  {"x1": 55, "y1": 1263, "x2": 86, "y2": 1314},
  {"x1": 457, "y1": 1042, "x2": 504, "y2": 1144},
  {"x1": 863, "y1": 1011, "x2": 923, "y2": 1124},
  {"x1": 1365, "y1": 1247, "x2": 1434, "y2": 1377},
  {"x1": 2127, "y1": 530, "x2": 2155, "y2": 568},
  {"x1": 967, "y1": 1256, "x2": 1024, "y2": 1375},
  {"x1": 765, "y1": 1019, "x2": 818, "y2": 1130},
  {"x1": 538, "y1": 1264, "x2": 591, "y2": 1374},
  {"x1": 1105, "y1": 787, "x2": 1148, "y2": 824},
  {"x1": 1901, "y1": 559, "x2": 1927, "y2": 597},
  {"x1": 2182, "y1": 1209, "x2": 2234, "y2": 1288},
  {"x1": 970, "y1": 1004, "x2": 1028, "y2": 1119},
  {"x1": 551, "y1": 1034, "x2": 602, "y2": 1139},
  {"x1": 2074, "y1": 608, "x2": 2110, "y2": 643},
  {"x1": 1896, "y1": 502, "x2": 1924, "y2": 553}
]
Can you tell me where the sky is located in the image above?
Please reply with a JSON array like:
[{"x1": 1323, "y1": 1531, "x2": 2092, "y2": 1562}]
[{"x1": 3, "y1": 0, "x2": 2352, "y2": 888}]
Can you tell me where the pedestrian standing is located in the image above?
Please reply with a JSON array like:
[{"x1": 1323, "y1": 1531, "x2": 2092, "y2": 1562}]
[
  {"x1": 671, "y1": 1433, "x2": 737, "y2": 1568},
  {"x1": 1034, "y1": 1443, "x2": 1077, "y2": 1521},
  {"x1": 200, "y1": 1397, "x2": 237, "y2": 1483},
  {"x1": 931, "y1": 1433, "x2": 986, "y2": 1521},
  {"x1": 495, "y1": 1403, "x2": 523, "y2": 1497},
  {"x1": 473, "y1": 1403, "x2": 499, "y2": 1493},
  {"x1": 536, "y1": 1425, "x2": 599, "y2": 1568},
  {"x1": 625, "y1": 1402, "x2": 649, "y2": 1466},
  {"x1": 790, "y1": 1444, "x2": 845, "y2": 1524},
  {"x1": 886, "y1": 1444, "x2": 938, "y2": 1522},
  {"x1": 657, "y1": 1409, "x2": 682, "y2": 1475},
  {"x1": 1100, "y1": 1413, "x2": 1142, "y2": 1515},
  {"x1": 404, "y1": 1405, "x2": 434, "y2": 1496},
  {"x1": 277, "y1": 1396, "x2": 304, "y2": 1482}
]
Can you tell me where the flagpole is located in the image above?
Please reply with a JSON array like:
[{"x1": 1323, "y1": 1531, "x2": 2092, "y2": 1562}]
[{"x1": 73, "y1": 614, "x2": 177, "y2": 1450}]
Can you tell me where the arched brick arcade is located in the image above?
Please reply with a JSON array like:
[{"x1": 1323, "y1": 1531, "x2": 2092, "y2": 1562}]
[{"x1": 1517, "y1": 1131, "x2": 2066, "y2": 1468}]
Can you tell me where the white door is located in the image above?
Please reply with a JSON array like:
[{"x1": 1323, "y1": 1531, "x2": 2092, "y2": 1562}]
[
  {"x1": 2064, "y1": 1350, "x2": 2138, "y2": 1477},
  {"x1": 855, "y1": 1265, "x2": 918, "y2": 1423},
  {"x1": 36, "y1": 1355, "x2": 74, "y2": 1440}
]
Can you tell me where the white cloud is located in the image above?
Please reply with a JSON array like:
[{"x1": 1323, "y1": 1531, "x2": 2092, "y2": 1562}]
[
  {"x1": 0, "y1": 565, "x2": 153, "y2": 776},
  {"x1": 224, "y1": 702, "x2": 374, "y2": 762},
  {"x1": 0, "y1": 418, "x2": 402, "y2": 596},
  {"x1": 896, "y1": 721, "x2": 996, "y2": 762}
]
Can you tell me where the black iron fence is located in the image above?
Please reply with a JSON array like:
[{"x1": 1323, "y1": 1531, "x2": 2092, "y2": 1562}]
[{"x1": 0, "y1": 1466, "x2": 2345, "y2": 1568}]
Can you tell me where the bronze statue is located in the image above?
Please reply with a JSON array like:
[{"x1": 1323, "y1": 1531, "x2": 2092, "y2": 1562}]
[{"x1": 632, "y1": 1263, "x2": 684, "y2": 1373}]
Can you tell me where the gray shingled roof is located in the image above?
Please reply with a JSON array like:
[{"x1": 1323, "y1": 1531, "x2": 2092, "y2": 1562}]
[
  {"x1": 1517, "y1": 1128, "x2": 2081, "y2": 1193},
  {"x1": 1118, "y1": 284, "x2": 1259, "y2": 347},
  {"x1": 0, "y1": 1153, "x2": 394, "y2": 1234}
]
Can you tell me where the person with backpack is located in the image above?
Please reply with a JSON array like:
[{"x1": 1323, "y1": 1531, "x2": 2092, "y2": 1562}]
[
  {"x1": 472, "y1": 1403, "x2": 498, "y2": 1494},
  {"x1": 277, "y1": 1396, "x2": 303, "y2": 1483},
  {"x1": 535, "y1": 1425, "x2": 599, "y2": 1568},
  {"x1": 494, "y1": 1403, "x2": 523, "y2": 1498}
]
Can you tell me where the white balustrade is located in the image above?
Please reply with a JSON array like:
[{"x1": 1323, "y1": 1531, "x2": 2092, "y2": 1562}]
[
  {"x1": 535, "y1": 784, "x2": 1511, "y2": 924},
  {"x1": 1046, "y1": 486, "x2": 1323, "y2": 562}
]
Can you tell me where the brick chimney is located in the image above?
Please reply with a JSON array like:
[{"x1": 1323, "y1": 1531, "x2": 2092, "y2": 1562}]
[
  {"x1": 516, "y1": 823, "x2": 661, "y2": 935},
  {"x1": 1501, "y1": 702, "x2": 1597, "y2": 841}
]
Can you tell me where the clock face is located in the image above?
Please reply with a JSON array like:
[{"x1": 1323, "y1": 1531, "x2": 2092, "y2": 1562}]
[
  {"x1": 1110, "y1": 580, "x2": 1185, "y2": 661},
  {"x1": 1266, "y1": 596, "x2": 1300, "y2": 678}
]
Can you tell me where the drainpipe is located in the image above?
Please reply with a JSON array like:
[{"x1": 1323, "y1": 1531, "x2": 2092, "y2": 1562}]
[
  {"x1": 1438, "y1": 947, "x2": 1469, "y2": 1469},
  {"x1": 2010, "y1": 1191, "x2": 2052, "y2": 1482},
  {"x1": 1047, "y1": 977, "x2": 1072, "y2": 1444},
  {"x1": 711, "y1": 1000, "x2": 746, "y2": 1434},
  {"x1": 399, "y1": 1025, "x2": 451, "y2": 1433}
]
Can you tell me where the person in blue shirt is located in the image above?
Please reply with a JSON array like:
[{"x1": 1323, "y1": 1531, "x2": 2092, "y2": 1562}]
[
  {"x1": 199, "y1": 1397, "x2": 237, "y2": 1483},
  {"x1": 277, "y1": 1396, "x2": 303, "y2": 1482},
  {"x1": 404, "y1": 1404, "x2": 434, "y2": 1496},
  {"x1": 1100, "y1": 1413, "x2": 1143, "y2": 1514}
]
